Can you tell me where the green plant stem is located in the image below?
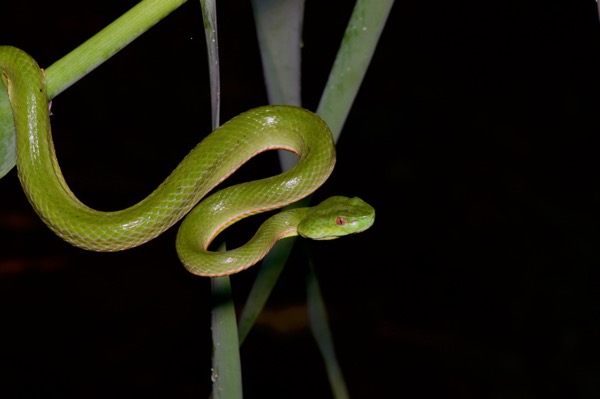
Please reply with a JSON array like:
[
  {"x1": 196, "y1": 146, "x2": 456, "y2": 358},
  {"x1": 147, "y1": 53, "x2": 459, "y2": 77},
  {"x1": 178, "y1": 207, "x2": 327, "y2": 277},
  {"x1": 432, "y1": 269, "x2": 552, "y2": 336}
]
[
  {"x1": 199, "y1": 0, "x2": 221, "y2": 128},
  {"x1": 251, "y1": 0, "x2": 303, "y2": 108},
  {"x1": 1, "y1": 0, "x2": 187, "y2": 179},
  {"x1": 317, "y1": 0, "x2": 395, "y2": 139},
  {"x1": 45, "y1": 0, "x2": 187, "y2": 99},
  {"x1": 306, "y1": 260, "x2": 349, "y2": 399},
  {"x1": 251, "y1": 0, "x2": 304, "y2": 172},
  {"x1": 238, "y1": 225, "x2": 299, "y2": 345},
  {"x1": 200, "y1": 1, "x2": 243, "y2": 397},
  {"x1": 210, "y1": 275, "x2": 243, "y2": 399}
]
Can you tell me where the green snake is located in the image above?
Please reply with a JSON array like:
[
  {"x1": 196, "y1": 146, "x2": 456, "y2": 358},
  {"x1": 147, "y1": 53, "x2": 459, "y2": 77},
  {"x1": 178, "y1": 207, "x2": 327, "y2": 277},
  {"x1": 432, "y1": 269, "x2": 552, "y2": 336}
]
[{"x1": 0, "y1": 45, "x2": 375, "y2": 276}]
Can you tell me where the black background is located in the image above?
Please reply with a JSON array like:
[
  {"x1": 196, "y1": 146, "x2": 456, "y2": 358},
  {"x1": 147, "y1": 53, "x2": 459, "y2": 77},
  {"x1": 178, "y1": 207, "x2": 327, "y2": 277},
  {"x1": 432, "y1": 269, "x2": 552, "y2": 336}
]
[{"x1": 2, "y1": 1, "x2": 600, "y2": 398}]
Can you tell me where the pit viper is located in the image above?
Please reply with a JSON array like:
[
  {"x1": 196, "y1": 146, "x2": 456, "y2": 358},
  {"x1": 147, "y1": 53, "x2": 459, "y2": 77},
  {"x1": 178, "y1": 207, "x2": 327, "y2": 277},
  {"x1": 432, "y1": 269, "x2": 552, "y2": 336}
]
[{"x1": 0, "y1": 45, "x2": 375, "y2": 276}]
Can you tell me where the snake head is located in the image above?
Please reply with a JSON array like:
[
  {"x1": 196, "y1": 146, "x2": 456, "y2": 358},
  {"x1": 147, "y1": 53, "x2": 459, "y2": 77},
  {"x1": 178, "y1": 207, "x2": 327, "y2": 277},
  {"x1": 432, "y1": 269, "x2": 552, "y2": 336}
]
[{"x1": 298, "y1": 196, "x2": 375, "y2": 240}]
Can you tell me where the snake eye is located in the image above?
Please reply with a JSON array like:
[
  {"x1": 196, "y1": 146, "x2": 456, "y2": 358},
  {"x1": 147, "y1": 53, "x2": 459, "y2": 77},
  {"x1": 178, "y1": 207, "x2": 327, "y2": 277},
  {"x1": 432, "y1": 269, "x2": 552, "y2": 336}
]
[{"x1": 335, "y1": 217, "x2": 346, "y2": 226}]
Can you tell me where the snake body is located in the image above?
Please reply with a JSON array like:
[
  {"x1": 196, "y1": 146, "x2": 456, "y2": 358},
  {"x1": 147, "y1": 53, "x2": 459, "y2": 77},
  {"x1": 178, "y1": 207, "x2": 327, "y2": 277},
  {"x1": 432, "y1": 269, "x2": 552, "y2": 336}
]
[{"x1": 0, "y1": 46, "x2": 374, "y2": 276}]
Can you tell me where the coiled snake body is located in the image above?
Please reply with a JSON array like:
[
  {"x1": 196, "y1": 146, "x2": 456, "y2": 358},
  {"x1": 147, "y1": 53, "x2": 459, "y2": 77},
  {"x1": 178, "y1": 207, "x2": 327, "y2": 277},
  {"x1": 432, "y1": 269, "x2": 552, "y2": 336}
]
[{"x1": 0, "y1": 46, "x2": 375, "y2": 276}]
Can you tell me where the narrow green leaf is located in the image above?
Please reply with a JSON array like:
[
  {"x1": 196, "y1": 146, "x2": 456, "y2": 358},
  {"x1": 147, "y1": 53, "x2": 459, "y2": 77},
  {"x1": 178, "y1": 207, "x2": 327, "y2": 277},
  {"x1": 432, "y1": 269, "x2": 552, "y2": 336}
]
[
  {"x1": 251, "y1": 0, "x2": 304, "y2": 172},
  {"x1": 199, "y1": 0, "x2": 221, "y2": 128},
  {"x1": 200, "y1": 1, "x2": 243, "y2": 397},
  {"x1": 0, "y1": 0, "x2": 187, "y2": 179},
  {"x1": 45, "y1": 0, "x2": 187, "y2": 99},
  {"x1": 317, "y1": 0, "x2": 395, "y2": 140},
  {"x1": 307, "y1": 260, "x2": 349, "y2": 399},
  {"x1": 251, "y1": 0, "x2": 303, "y2": 107},
  {"x1": 238, "y1": 235, "x2": 297, "y2": 345},
  {"x1": 211, "y1": 274, "x2": 243, "y2": 399}
]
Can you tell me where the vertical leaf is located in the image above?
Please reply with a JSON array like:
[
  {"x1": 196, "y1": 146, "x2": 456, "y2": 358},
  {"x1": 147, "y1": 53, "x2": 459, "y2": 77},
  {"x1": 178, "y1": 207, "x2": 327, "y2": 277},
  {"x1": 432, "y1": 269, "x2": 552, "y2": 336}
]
[
  {"x1": 317, "y1": 0, "x2": 395, "y2": 140},
  {"x1": 200, "y1": 1, "x2": 242, "y2": 398},
  {"x1": 210, "y1": 272, "x2": 243, "y2": 399},
  {"x1": 251, "y1": 0, "x2": 303, "y2": 107},
  {"x1": 238, "y1": 0, "x2": 306, "y2": 344},
  {"x1": 199, "y1": 0, "x2": 221, "y2": 128},
  {"x1": 307, "y1": 260, "x2": 349, "y2": 399},
  {"x1": 251, "y1": 0, "x2": 304, "y2": 172}
]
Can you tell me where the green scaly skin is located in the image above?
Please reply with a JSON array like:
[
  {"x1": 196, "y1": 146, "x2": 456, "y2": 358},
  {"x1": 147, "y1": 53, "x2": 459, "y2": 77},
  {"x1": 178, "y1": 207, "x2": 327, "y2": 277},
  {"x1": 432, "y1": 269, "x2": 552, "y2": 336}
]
[{"x1": 0, "y1": 46, "x2": 375, "y2": 276}]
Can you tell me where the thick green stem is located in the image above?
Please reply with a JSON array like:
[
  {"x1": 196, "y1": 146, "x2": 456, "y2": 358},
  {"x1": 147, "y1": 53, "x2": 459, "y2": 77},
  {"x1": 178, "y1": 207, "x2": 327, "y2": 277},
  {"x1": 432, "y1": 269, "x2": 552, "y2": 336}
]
[
  {"x1": 317, "y1": 0, "x2": 395, "y2": 140},
  {"x1": 1, "y1": 0, "x2": 187, "y2": 179},
  {"x1": 45, "y1": 0, "x2": 187, "y2": 99},
  {"x1": 307, "y1": 260, "x2": 349, "y2": 399},
  {"x1": 200, "y1": 1, "x2": 243, "y2": 397},
  {"x1": 210, "y1": 275, "x2": 243, "y2": 399}
]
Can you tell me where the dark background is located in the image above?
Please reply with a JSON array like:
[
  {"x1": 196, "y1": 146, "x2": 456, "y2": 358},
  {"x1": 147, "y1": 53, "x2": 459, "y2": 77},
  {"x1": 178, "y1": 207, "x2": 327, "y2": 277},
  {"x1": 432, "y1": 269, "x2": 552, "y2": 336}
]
[{"x1": 2, "y1": 0, "x2": 600, "y2": 398}]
